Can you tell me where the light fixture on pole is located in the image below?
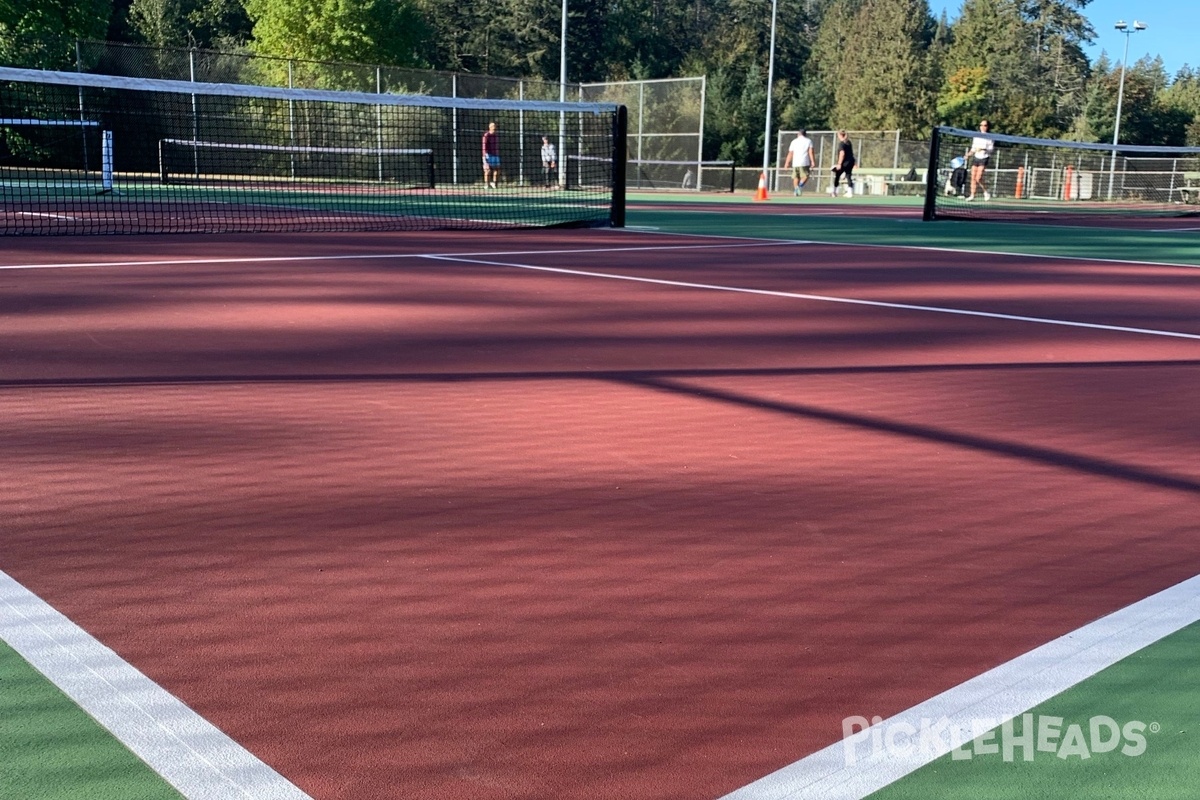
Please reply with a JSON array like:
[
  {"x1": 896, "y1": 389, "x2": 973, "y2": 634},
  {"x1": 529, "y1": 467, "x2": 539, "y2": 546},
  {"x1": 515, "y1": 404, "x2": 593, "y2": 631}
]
[
  {"x1": 1107, "y1": 19, "x2": 1146, "y2": 199},
  {"x1": 761, "y1": 0, "x2": 779, "y2": 193}
]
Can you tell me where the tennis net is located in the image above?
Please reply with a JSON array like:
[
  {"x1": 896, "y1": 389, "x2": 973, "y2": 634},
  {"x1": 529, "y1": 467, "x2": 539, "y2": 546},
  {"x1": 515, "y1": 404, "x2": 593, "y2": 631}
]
[
  {"x1": 923, "y1": 126, "x2": 1200, "y2": 223},
  {"x1": 0, "y1": 67, "x2": 626, "y2": 235}
]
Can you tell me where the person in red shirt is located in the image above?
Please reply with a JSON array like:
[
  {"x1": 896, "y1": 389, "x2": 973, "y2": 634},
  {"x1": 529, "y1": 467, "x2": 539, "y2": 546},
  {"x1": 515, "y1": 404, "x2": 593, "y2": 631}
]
[{"x1": 482, "y1": 121, "x2": 501, "y2": 189}]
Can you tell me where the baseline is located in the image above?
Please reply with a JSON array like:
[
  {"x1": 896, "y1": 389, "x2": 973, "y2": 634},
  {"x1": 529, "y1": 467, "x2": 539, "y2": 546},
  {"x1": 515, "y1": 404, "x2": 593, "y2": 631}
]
[{"x1": 0, "y1": 239, "x2": 803, "y2": 272}]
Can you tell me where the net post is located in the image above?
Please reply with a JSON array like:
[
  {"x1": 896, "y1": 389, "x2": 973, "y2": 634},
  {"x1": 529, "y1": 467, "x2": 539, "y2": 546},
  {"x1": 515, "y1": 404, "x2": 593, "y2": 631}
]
[
  {"x1": 729, "y1": 161, "x2": 735, "y2": 194},
  {"x1": 923, "y1": 126, "x2": 942, "y2": 221},
  {"x1": 99, "y1": 130, "x2": 114, "y2": 194},
  {"x1": 158, "y1": 138, "x2": 167, "y2": 184},
  {"x1": 610, "y1": 105, "x2": 627, "y2": 228}
]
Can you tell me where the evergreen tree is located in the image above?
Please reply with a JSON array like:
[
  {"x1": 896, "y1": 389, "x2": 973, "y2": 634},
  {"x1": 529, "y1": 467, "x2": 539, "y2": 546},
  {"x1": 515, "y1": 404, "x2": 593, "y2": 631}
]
[
  {"x1": 821, "y1": 0, "x2": 937, "y2": 138},
  {"x1": 1078, "y1": 55, "x2": 1186, "y2": 145},
  {"x1": 1162, "y1": 67, "x2": 1200, "y2": 146}
]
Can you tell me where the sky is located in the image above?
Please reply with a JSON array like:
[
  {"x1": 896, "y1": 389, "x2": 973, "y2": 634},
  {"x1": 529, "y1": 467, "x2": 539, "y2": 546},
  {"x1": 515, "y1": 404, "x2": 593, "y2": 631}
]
[{"x1": 931, "y1": 0, "x2": 1199, "y2": 79}]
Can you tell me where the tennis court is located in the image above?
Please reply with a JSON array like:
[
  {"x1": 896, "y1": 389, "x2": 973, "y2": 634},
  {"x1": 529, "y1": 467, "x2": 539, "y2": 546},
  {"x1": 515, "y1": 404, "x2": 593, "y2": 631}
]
[{"x1": 2, "y1": 189, "x2": 1199, "y2": 799}]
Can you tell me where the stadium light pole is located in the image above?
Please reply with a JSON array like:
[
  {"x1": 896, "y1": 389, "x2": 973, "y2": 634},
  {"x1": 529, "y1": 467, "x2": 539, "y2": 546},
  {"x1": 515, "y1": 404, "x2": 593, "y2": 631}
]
[
  {"x1": 1108, "y1": 19, "x2": 1146, "y2": 200},
  {"x1": 761, "y1": 0, "x2": 779, "y2": 189},
  {"x1": 559, "y1": 0, "x2": 567, "y2": 188}
]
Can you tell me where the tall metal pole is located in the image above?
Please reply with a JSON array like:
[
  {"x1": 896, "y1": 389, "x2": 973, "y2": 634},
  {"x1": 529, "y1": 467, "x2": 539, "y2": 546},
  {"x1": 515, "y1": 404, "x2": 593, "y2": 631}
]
[
  {"x1": 761, "y1": 0, "x2": 779, "y2": 190},
  {"x1": 559, "y1": 0, "x2": 567, "y2": 188},
  {"x1": 1108, "y1": 20, "x2": 1146, "y2": 200}
]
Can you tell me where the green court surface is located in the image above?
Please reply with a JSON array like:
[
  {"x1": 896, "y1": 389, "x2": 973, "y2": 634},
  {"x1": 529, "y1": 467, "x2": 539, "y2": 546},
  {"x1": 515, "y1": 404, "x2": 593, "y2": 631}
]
[
  {"x1": 868, "y1": 621, "x2": 1200, "y2": 799},
  {"x1": 627, "y1": 196, "x2": 1200, "y2": 267},
  {"x1": 0, "y1": 639, "x2": 183, "y2": 800},
  {"x1": 3, "y1": 619, "x2": 1196, "y2": 798}
]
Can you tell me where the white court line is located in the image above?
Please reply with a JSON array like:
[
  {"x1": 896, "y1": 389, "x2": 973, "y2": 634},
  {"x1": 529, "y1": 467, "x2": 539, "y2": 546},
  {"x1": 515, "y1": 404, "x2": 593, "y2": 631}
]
[
  {"x1": 0, "y1": 570, "x2": 313, "y2": 800},
  {"x1": 424, "y1": 254, "x2": 1200, "y2": 341},
  {"x1": 18, "y1": 211, "x2": 77, "y2": 220},
  {"x1": 0, "y1": 239, "x2": 799, "y2": 271},
  {"x1": 718, "y1": 574, "x2": 1200, "y2": 800},
  {"x1": 634, "y1": 227, "x2": 1200, "y2": 271},
  {"x1": 0, "y1": 228, "x2": 1196, "y2": 272}
]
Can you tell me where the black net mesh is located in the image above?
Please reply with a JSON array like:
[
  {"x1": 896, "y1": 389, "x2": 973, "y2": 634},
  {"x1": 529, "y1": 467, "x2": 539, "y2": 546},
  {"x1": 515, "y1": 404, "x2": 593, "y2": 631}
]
[
  {"x1": 1, "y1": 67, "x2": 622, "y2": 235},
  {"x1": 925, "y1": 126, "x2": 1200, "y2": 223}
]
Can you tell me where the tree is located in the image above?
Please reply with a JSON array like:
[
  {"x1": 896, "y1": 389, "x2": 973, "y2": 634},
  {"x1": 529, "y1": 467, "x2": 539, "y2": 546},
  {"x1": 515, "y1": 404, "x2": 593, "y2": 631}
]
[
  {"x1": 937, "y1": 65, "x2": 989, "y2": 128},
  {"x1": 819, "y1": 0, "x2": 937, "y2": 138},
  {"x1": 1017, "y1": 0, "x2": 1093, "y2": 130},
  {"x1": 126, "y1": 0, "x2": 251, "y2": 50},
  {"x1": 418, "y1": 0, "x2": 579, "y2": 80},
  {"x1": 1162, "y1": 67, "x2": 1200, "y2": 146},
  {"x1": 1078, "y1": 55, "x2": 1186, "y2": 146},
  {"x1": 0, "y1": 0, "x2": 112, "y2": 68},
  {"x1": 937, "y1": 0, "x2": 1091, "y2": 136},
  {"x1": 244, "y1": 0, "x2": 426, "y2": 68},
  {"x1": 941, "y1": 0, "x2": 1025, "y2": 131}
]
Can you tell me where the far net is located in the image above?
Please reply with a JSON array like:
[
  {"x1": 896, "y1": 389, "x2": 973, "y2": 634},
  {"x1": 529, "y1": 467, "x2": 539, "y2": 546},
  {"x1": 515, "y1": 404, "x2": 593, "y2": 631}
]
[
  {"x1": 0, "y1": 66, "x2": 625, "y2": 235},
  {"x1": 924, "y1": 126, "x2": 1200, "y2": 223}
]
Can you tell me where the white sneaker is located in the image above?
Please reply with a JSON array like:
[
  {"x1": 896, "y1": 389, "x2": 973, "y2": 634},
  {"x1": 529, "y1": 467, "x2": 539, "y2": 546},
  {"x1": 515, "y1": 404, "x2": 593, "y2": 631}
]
[
  {"x1": 965, "y1": 195, "x2": 974, "y2": 202},
  {"x1": 983, "y1": 191, "x2": 991, "y2": 201},
  {"x1": 845, "y1": 187, "x2": 854, "y2": 197}
]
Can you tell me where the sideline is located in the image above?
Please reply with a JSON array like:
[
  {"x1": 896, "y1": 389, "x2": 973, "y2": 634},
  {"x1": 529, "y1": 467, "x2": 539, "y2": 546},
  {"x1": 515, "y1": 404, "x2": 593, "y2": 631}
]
[
  {"x1": 0, "y1": 570, "x2": 313, "y2": 800},
  {"x1": 422, "y1": 253, "x2": 1200, "y2": 341},
  {"x1": 718, "y1": 574, "x2": 1200, "y2": 799}
]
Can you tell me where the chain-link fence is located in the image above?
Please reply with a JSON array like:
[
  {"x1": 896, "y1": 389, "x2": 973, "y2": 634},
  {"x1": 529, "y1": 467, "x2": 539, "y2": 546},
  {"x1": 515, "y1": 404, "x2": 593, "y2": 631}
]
[
  {"x1": 46, "y1": 41, "x2": 709, "y2": 190},
  {"x1": 772, "y1": 130, "x2": 928, "y2": 194},
  {"x1": 3, "y1": 39, "x2": 949, "y2": 196},
  {"x1": 579, "y1": 77, "x2": 705, "y2": 164}
]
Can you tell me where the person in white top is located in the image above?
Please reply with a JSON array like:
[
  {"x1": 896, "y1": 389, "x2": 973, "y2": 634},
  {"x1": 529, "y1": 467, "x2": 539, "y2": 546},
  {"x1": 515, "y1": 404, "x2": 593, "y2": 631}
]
[
  {"x1": 782, "y1": 129, "x2": 816, "y2": 196},
  {"x1": 541, "y1": 135, "x2": 557, "y2": 188},
  {"x1": 966, "y1": 119, "x2": 994, "y2": 201}
]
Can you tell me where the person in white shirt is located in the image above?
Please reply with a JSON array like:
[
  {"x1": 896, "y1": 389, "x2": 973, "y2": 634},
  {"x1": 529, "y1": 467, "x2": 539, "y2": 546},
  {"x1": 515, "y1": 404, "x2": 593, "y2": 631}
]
[
  {"x1": 541, "y1": 136, "x2": 557, "y2": 188},
  {"x1": 782, "y1": 129, "x2": 816, "y2": 196},
  {"x1": 966, "y1": 119, "x2": 994, "y2": 201}
]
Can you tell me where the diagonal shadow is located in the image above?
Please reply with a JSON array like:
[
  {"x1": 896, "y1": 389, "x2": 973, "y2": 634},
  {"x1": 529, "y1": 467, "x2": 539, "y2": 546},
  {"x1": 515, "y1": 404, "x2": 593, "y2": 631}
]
[
  {"x1": 621, "y1": 374, "x2": 1200, "y2": 496},
  {"x1": 1, "y1": 360, "x2": 1197, "y2": 496}
]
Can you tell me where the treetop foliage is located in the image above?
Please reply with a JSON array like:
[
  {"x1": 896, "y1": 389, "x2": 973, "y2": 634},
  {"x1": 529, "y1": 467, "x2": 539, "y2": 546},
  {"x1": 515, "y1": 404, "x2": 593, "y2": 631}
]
[{"x1": 3, "y1": 0, "x2": 1196, "y2": 158}]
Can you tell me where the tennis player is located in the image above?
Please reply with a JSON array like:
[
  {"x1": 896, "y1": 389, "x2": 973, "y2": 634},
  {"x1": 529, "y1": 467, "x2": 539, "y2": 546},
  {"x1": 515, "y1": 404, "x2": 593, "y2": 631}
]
[
  {"x1": 482, "y1": 121, "x2": 501, "y2": 189},
  {"x1": 966, "y1": 119, "x2": 994, "y2": 201},
  {"x1": 541, "y1": 135, "x2": 557, "y2": 188}
]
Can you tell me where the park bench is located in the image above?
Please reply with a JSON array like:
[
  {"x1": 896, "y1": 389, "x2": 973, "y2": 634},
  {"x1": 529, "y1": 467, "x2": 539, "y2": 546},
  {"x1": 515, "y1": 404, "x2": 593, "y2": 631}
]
[{"x1": 853, "y1": 167, "x2": 927, "y2": 196}]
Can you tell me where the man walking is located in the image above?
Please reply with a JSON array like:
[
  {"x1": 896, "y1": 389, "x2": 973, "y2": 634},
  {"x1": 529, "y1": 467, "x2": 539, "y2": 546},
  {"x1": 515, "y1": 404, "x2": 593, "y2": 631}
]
[{"x1": 782, "y1": 129, "x2": 815, "y2": 196}]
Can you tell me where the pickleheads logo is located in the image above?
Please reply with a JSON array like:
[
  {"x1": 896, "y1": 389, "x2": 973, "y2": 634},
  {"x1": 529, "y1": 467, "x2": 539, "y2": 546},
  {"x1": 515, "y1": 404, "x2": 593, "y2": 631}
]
[{"x1": 842, "y1": 714, "x2": 1157, "y2": 766}]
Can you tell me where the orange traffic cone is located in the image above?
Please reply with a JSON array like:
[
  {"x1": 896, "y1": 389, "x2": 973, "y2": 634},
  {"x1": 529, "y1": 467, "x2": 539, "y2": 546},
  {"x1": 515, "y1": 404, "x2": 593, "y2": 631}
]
[{"x1": 754, "y1": 171, "x2": 769, "y2": 201}]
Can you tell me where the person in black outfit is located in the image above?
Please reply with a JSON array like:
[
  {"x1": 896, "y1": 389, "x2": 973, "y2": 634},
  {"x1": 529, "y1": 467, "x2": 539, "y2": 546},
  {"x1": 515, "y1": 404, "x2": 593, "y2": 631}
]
[{"x1": 830, "y1": 130, "x2": 856, "y2": 197}]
